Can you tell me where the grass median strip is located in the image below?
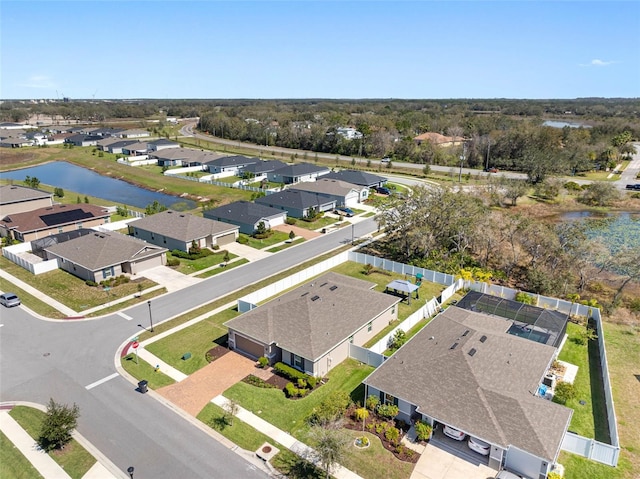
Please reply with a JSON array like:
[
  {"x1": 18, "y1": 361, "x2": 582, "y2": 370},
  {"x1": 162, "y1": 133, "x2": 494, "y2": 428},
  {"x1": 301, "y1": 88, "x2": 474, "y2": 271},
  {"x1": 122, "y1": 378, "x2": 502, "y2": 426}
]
[{"x1": 0, "y1": 429, "x2": 44, "y2": 479}]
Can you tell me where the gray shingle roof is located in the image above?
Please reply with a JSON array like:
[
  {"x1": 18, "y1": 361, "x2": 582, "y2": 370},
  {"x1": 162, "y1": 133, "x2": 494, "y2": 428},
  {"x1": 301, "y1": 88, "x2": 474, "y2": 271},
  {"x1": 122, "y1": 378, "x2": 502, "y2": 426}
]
[
  {"x1": 288, "y1": 178, "x2": 363, "y2": 196},
  {"x1": 242, "y1": 160, "x2": 287, "y2": 174},
  {"x1": 363, "y1": 306, "x2": 572, "y2": 462},
  {"x1": 271, "y1": 162, "x2": 330, "y2": 177},
  {"x1": 255, "y1": 190, "x2": 335, "y2": 210},
  {"x1": 128, "y1": 210, "x2": 238, "y2": 242},
  {"x1": 44, "y1": 230, "x2": 166, "y2": 271},
  {"x1": 204, "y1": 155, "x2": 260, "y2": 168},
  {"x1": 226, "y1": 272, "x2": 401, "y2": 361},
  {"x1": 204, "y1": 201, "x2": 286, "y2": 224},
  {"x1": 323, "y1": 170, "x2": 387, "y2": 187},
  {"x1": 0, "y1": 185, "x2": 52, "y2": 205}
]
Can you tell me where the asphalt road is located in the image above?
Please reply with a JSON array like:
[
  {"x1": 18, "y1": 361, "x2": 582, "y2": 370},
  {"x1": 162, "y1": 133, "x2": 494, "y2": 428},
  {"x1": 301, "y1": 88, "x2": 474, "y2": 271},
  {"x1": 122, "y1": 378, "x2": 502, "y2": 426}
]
[{"x1": 0, "y1": 217, "x2": 378, "y2": 478}]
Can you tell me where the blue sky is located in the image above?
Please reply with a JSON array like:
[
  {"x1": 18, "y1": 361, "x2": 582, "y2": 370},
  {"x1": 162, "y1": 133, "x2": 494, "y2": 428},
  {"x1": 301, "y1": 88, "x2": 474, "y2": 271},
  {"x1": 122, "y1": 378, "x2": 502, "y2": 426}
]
[{"x1": 1, "y1": 1, "x2": 639, "y2": 99}]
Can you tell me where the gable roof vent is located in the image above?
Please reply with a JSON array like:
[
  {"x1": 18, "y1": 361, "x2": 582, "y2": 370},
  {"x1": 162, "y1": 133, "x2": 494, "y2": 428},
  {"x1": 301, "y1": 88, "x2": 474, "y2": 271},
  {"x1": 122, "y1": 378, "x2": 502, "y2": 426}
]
[
  {"x1": 468, "y1": 348, "x2": 477, "y2": 357},
  {"x1": 301, "y1": 292, "x2": 309, "y2": 297},
  {"x1": 320, "y1": 282, "x2": 328, "y2": 287},
  {"x1": 311, "y1": 295, "x2": 320, "y2": 301},
  {"x1": 480, "y1": 335, "x2": 487, "y2": 343},
  {"x1": 461, "y1": 330, "x2": 470, "y2": 337},
  {"x1": 450, "y1": 342, "x2": 458, "y2": 350},
  {"x1": 329, "y1": 285, "x2": 338, "y2": 291}
]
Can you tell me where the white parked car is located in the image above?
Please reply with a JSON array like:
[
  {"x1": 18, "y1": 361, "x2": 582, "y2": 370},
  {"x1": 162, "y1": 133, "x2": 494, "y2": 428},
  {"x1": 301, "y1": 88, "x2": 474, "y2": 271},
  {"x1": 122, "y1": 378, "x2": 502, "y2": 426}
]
[
  {"x1": 443, "y1": 425, "x2": 466, "y2": 441},
  {"x1": 495, "y1": 470, "x2": 524, "y2": 479},
  {"x1": 468, "y1": 436, "x2": 491, "y2": 455},
  {"x1": 0, "y1": 293, "x2": 20, "y2": 308}
]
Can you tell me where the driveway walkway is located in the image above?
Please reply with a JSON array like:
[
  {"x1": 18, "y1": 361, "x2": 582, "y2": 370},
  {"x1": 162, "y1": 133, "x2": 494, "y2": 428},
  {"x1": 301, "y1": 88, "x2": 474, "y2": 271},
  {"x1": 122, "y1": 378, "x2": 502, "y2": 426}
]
[
  {"x1": 141, "y1": 265, "x2": 201, "y2": 292},
  {"x1": 411, "y1": 443, "x2": 495, "y2": 479},
  {"x1": 156, "y1": 352, "x2": 256, "y2": 416},
  {"x1": 273, "y1": 223, "x2": 322, "y2": 240},
  {"x1": 224, "y1": 241, "x2": 272, "y2": 261}
]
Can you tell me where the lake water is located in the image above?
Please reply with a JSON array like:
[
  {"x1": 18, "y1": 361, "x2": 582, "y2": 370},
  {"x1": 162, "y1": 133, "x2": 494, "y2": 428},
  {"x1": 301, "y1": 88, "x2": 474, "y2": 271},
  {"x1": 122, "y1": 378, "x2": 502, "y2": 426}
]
[
  {"x1": 0, "y1": 162, "x2": 196, "y2": 210},
  {"x1": 560, "y1": 211, "x2": 640, "y2": 253},
  {"x1": 543, "y1": 120, "x2": 591, "y2": 129}
]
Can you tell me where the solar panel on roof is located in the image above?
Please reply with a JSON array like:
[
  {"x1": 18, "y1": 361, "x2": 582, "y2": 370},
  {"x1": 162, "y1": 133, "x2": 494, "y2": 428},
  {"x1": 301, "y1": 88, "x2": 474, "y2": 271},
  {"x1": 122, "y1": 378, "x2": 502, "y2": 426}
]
[{"x1": 40, "y1": 209, "x2": 95, "y2": 226}]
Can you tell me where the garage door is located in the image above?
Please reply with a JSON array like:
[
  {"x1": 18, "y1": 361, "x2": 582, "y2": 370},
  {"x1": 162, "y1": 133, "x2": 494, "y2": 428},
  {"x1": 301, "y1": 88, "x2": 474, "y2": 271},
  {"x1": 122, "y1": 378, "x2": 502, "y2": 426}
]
[
  {"x1": 504, "y1": 446, "x2": 543, "y2": 479},
  {"x1": 216, "y1": 232, "x2": 236, "y2": 246},
  {"x1": 235, "y1": 335, "x2": 264, "y2": 359}
]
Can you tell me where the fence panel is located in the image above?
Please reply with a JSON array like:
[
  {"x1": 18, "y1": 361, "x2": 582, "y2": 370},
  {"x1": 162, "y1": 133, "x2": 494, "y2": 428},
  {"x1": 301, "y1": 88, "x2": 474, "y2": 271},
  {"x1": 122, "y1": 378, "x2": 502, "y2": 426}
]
[{"x1": 349, "y1": 344, "x2": 386, "y2": 368}]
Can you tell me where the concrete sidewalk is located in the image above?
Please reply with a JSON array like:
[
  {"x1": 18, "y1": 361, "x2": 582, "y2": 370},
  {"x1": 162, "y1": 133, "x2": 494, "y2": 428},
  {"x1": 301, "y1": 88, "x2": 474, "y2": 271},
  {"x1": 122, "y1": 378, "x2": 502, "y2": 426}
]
[{"x1": 0, "y1": 269, "x2": 77, "y2": 317}]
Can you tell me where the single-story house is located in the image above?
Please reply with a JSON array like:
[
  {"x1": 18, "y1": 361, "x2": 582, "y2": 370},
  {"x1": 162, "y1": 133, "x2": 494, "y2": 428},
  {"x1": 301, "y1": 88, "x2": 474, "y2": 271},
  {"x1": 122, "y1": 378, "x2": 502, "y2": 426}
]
[
  {"x1": 203, "y1": 200, "x2": 287, "y2": 235},
  {"x1": 147, "y1": 138, "x2": 180, "y2": 152},
  {"x1": 128, "y1": 210, "x2": 239, "y2": 251},
  {"x1": 121, "y1": 142, "x2": 150, "y2": 156},
  {"x1": 288, "y1": 178, "x2": 368, "y2": 206},
  {"x1": 322, "y1": 170, "x2": 387, "y2": 188},
  {"x1": 104, "y1": 140, "x2": 139, "y2": 155},
  {"x1": 204, "y1": 155, "x2": 260, "y2": 175},
  {"x1": 0, "y1": 122, "x2": 29, "y2": 130},
  {"x1": 89, "y1": 127, "x2": 123, "y2": 137},
  {"x1": 363, "y1": 305, "x2": 572, "y2": 479},
  {"x1": 241, "y1": 160, "x2": 287, "y2": 176},
  {"x1": 149, "y1": 148, "x2": 220, "y2": 167},
  {"x1": 267, "y1": 162, "x2": 330, "y2": 184},
  {"x1": 0, "y1": 138, "x2": 33, "y2": 148},
  {"x1": 413, "y1": 132, "x2": 464, "y2": 147},
  {"x1": 0, "y1": 203, "x2": 111, "y2": 242},
  {"x1": 0, "y1": 185, "x2": 53, "y2": 216},
  {"x1": 43, "y1": 230, "x2": 167, "y2": 282},
  {"x1": 225, "y1": 272, "x2": 401, "y2": 377},
  {"x1": 255, "y1": 190, "x2": 336, "y2": 218},
  {"x1": 96, "y1": 137, "x2": 125, "y2": 151},
  {"x1": 120, "y1": 129, "x2": 150, "y2": 139},
  {"x1": 65, "y1": 134, "x2": 102, "y2": 147}
]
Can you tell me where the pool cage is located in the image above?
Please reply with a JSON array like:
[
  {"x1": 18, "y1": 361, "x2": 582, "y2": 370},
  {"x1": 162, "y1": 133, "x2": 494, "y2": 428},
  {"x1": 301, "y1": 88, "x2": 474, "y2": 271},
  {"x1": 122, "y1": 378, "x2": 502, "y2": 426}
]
[
  {"x1": 455, "y1": 291, "x2": 568, "y2": 348},
  {"x1": 30, "y1": 229, "x2": 93, "y2": 259}
]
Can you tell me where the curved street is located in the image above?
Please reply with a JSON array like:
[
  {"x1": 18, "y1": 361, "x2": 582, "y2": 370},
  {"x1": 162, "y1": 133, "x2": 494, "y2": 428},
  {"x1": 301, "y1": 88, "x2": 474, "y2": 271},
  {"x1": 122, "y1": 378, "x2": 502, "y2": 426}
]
[{"x1": 0, "y1": 218, "x2": 378, "y2": 478}]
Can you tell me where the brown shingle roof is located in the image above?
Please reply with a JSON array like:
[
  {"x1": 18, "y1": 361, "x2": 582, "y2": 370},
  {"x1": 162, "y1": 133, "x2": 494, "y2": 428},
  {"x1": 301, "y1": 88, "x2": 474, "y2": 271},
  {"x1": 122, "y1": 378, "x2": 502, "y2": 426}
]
[
  {"x1": 128, "y1": 210, "x2": 238, "y2": 242},
  {"x1": 364, "y1": 306, "x2": 572, "y2": 462},
  {"x1": 0, "y1": 204, "x2": 110, "y2": 233},
  {"x1": 225, "y1": 272, "x2": 401, "y2": 361}
]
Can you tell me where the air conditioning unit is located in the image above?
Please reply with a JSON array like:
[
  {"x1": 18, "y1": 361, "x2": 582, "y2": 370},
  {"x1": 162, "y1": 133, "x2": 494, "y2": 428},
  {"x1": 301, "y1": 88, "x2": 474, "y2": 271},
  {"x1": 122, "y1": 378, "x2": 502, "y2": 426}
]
[{"x1": 542, "y1": 374, "x2": 556, "y2": 390}]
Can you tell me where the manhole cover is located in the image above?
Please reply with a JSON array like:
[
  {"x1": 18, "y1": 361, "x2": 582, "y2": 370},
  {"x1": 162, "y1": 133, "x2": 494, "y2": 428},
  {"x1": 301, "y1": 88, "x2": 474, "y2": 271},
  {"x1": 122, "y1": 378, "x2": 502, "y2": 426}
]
[{"x1": 43, "y1": 353, "x2": 50, "y2": 357}]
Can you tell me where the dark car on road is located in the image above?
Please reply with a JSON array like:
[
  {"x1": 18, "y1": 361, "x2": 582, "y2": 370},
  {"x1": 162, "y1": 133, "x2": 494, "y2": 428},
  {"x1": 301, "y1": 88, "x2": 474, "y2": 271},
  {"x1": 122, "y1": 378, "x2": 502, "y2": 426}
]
[
  {"x1": 375, "y1": 186, "x2": 391, "y2": 195},
  {"x1": 625, "y1": 184, "x2": 640, "y2": 190}
]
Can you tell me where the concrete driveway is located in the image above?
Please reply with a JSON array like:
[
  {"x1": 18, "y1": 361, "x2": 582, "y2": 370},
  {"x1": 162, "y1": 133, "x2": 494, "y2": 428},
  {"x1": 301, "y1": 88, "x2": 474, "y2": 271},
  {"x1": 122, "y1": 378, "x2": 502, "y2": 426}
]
[
  {"x1": 412, "y1": 443, "x2": 496, "y2": 479},
  {"x1": 141, "y1": 264, "x2": 201, "y2": 292}
]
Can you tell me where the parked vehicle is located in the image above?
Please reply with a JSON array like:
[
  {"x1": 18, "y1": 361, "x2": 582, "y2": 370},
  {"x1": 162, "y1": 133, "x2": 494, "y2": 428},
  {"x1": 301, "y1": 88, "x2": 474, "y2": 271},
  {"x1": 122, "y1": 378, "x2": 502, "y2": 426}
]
[
  {"x1": 495, "y1": 470, "x2": 524, "y2": 479},
  {"x1": 0, "y1": 293, "x2": 21, "y2": 308},
  {"x1": 381, "y1": 157, "x2": 391, "y2": 163},
  {"x1": 375, "y1": 186, "x2": 391, "y2": 195},
  {"x1": 625, "y1": 184, "x2": 640, "y2": 190},
  {"x1": 443, "y1": 425, "x2": 466, "y2": 441},
  {"x1": 334, "y1": 207, "x2": 355, "y2": 217},
  {"x1": 468, "y1": 436, "x2": 491, "y2": 455}
]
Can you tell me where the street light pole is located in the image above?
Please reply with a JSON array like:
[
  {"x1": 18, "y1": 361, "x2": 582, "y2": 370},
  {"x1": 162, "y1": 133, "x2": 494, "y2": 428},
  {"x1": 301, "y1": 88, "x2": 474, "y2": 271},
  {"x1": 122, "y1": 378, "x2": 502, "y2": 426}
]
[
  {"x1": 127, "y1": 466, "x2": 134, "y2": 479},
  {"x1": 458, "y1": 141, "x2": 466, "y2": 183},
  {"x1": 147, "y1": 300, "x2": 154, "y2": 332}
]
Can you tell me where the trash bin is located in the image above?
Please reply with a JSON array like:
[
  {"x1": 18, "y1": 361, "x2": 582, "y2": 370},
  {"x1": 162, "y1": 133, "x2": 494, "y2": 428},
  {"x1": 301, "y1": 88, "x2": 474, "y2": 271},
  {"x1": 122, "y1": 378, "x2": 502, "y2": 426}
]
[{"x1": 138, "y1": 380, "x2": 148, "y2": 393}]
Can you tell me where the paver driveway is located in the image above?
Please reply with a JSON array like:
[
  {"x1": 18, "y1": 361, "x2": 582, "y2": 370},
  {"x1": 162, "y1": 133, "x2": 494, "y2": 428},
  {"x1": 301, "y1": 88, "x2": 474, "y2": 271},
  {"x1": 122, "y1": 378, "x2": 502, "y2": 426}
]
[{"x1": 157, "y1": 351, "x2": 256, "y2": 416}]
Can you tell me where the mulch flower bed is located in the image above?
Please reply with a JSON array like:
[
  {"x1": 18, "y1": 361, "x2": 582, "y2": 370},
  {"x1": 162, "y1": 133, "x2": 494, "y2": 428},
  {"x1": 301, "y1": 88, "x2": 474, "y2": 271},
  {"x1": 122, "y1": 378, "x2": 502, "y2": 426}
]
[
  {"x1": 205, "y1": 345, "x2": 231, "y2": 363},
  {"x1": 344, "y1": 405, "x2": 419, "y2": 464}
]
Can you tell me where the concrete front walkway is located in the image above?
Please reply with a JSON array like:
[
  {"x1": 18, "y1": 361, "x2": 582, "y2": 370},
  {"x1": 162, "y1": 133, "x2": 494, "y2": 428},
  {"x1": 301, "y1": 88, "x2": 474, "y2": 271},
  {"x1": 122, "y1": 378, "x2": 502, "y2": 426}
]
[{"x1": 411, "y1": 443, "x2": 495, "y2": 479}]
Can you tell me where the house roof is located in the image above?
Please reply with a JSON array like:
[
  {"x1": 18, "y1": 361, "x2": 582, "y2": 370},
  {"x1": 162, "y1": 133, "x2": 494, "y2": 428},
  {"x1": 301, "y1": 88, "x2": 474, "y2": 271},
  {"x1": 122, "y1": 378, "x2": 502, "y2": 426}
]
[
  {"x1": 149, "y1": 147, "x2": 222, "y2": 163},
  {"x1": 225, "y1": 272, "x2": 402, "y2": 361},
  {"x1": 96, "y1": 137, "x2": 125, "y2": 147},
  {"x1": 129, "y1": 210, "x2": 238, "y2": 242},
  {"x1": 203, "y1": 155, "x2": 260, "y2": 168},
  {"x1": 255, "y1": 190, "x2": 336, "y2": 210},
  {"x1": 204, "y1": 201, "x2": 286, "y2": 225},
  {"x1": 44, "y1": 230, "x2": 167, "y2": 271},
  {"x1": 363, "y1": 306, "x2": 572, "y2": 462},
  {"x1": 105, "y1": 140, "x2": 139, "y2": 150},
  {"x1": 323, "y1": 170, "x2": 387, "y2": 187},
  {"x1": 121, "y1": 129, "x2": 149, "y2": 136},
  {"x1": 271, "y1": 162, "x2": 330, "y2": 177},
  {"x1": 288, "y1": 178, "x2": 363, "y2": 196},
  {"x1": 0, "y1": 185, "x2": 52, "y2": 205},
  {"x1": 66, "y1": 134, "x2": 101, "y2": 143},
  {"x1": 148, "y1": 138, "x2": 180, "y2": 147},
  {"x1": 0, "y1": 204, "x2": 110, "y2": 233},
  {"x1": 242, "y1": 160, "x2": 287, "y2": 174},
  {"x1": 122, "y1": 141, "x2": 149, "y2": 151}
]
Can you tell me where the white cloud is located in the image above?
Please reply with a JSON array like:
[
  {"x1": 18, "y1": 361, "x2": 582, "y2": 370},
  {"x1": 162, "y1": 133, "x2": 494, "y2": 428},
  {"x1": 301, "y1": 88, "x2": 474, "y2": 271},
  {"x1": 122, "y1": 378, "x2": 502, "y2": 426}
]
[
  {"x1": 19, "y1": 75, "x2": 57, "y2": 89},
  {"x1": 580, "y1": 59, "x2": 617, "y2": 67}
]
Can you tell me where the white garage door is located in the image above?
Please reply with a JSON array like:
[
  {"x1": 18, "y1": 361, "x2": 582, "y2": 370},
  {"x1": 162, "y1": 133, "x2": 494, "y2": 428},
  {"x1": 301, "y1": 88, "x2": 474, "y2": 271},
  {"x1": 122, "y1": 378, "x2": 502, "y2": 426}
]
[{"x1": 504, "y1": 446, "x2": 544, "y2": 479}]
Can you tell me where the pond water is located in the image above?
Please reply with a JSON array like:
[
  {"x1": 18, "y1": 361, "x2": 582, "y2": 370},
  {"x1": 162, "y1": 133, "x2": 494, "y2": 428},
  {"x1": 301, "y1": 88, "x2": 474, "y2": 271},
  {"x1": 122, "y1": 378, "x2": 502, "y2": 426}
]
[
  {"x1": 559, "y1": 211, "x2": 640, "y2": 254},
  {"x1": 542, "y1": 120, "x2": 591, "y2": 129},
  {"x1": 0, "y1": 162, "x2": 196, "y2": 210}
]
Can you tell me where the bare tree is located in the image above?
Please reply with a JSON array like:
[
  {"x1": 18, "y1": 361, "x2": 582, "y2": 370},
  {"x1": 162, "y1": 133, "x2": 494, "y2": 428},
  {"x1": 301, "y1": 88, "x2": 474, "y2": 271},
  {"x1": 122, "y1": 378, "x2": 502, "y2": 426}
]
[{"x1": 309, "y1": 424, "x2": 350, "y2": 479}]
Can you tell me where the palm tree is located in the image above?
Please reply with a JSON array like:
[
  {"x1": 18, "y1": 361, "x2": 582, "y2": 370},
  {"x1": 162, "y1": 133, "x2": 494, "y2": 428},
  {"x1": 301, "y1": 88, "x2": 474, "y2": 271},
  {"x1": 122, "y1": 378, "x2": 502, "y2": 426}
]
[{"x1": 354, "y1": 407, "x2": 369, "y2": 432}]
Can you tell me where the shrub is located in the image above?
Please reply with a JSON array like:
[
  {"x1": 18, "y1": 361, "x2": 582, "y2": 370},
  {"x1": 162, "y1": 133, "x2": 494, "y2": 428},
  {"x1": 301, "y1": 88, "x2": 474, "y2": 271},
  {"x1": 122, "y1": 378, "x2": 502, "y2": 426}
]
[
  {"x1": 237, "y1": 235, "x2": 249, "y2": 245},
  {"x1": 375, "y1": 422, "x2": 389, "y2": 435},
  {"x1": 307, "y1": 376, "x2": 317, "y2": 389},
  {"x1": 377, "y1": 403, "x2": 399, "y2": 419},
  {"x1": 166, "y1": 257, "x2": 180, "y2": 267},
  {"x1": 297, "y1": 378, "x2": 307, "y2": 389},
  {"x1": 515, "y1": 291, "x2": 536, "y2": 305},
  {"x1": 365, "y1": 395, "x2": 380, "y2": 411},
  {"x1": 307, "y1": 391, "x2": 350, "y2": 425},
  {"x1": 242, "y1": 375, "x2": 277, "y2": 389},
  {"x1": 574, "y1": 327, "x2": 597, "y2": 346},
  {"x1": 171, "y1": 248, "x2": 213, "y2": 260},
  {"x1": 564, "y1": 181, "x2": 582, "y2": 192},
  {"x1": 285, "y1": 217, "x2": 297, "y2": 225},
  {"x1": 385, "y1": 426, "x2": 400, "y2": 445},
  {"x1": 553, "y1": 381, "x2": 577, "y2": 405},
  {"x1": 257, "y1": 356, "x2": 269, "y2": 368},
  {"x1": 547, "y1": 472, "x2": 562, "y2": 479},
  {"x1": 85, "y1": 280, "x2": 98, "y2": 287},
  {"x1": 359, "y1": 436, "x2": 369, "y2": 446},
  {"x1": 388, "y1": 329, "x2": 407, "y2": 351},
  {"x1": 405, "y1": 448, "x2": 414, "y2": 459},
  {"x1": 366, "y1": 422, "x2": 375, "y2": 432},
  {"x1": 285, "y1": 382, "x2": 299, "y2": 398},
  {"x1": 212, "y1": 244, "x2": 220, "y2": 250},
  {"x1": 274, "y1": 362, "x2": 308, "y2": 382},
  {"x1": 414, "y1": 421, "x2": 433, "y2": 441}
]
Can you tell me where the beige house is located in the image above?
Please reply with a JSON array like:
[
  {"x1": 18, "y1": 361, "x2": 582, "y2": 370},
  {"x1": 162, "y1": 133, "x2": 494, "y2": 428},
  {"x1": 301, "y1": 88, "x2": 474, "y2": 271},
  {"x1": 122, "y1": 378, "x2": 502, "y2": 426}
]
[
  {"x1": 225, "y1": 272, "x2": 401, "y2": 377},
  {"x1": 0, "y1": 203, "x2": 110, "y2": 242},
  {"x1": 0, "y1": 185, "x2": 53, "y2": 216}
]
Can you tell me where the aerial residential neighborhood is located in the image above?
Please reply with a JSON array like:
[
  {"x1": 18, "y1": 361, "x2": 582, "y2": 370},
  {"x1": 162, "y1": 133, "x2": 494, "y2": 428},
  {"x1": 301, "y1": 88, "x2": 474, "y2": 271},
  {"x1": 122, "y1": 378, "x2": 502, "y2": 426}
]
[{"x1": 1, "y1": 2, "x2": 639, "y2": 479}]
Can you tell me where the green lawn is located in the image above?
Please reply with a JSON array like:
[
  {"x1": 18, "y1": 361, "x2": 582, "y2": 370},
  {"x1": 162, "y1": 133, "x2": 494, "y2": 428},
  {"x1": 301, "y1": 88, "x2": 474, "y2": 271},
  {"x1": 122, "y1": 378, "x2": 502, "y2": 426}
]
[
  {"x1": 0, "y1": 430, "x2": 44, "y2": 479},
  {"x1": 266, "y1": 238, "x2": 305, "y2": 252},
  {"x1": 557, "y1": 322, "x2": 609, "y2": 440},
  {"x1": 0, "y1": 256, "x2": 157, "y2": 313},
  {"x1": 145, "y1": 307, "x2": 239, "y2": 374},
  {"x1": 194, "y1": 258, "x2": 250, "y2": 278},
  {"x1": 291, "y1": 216, "x2": 339, "y2": 230},
  {"x1": 169, "y1": 250, "x2": 238, "y2": 275},
  {"x1": 559, "y1": 451, "x2": 630, "y2": 479},
  {"x1": 240, "y1": 231, "x2": 291, "y2": 249},
  {"x1": 223, "y1": 359, "x2": 373, "y2": 439},
  {"x1": 120, "y1": 354, "x2": 176, "y2": 389},
  {"x1": 340, "y1": 430, "x2": 414, "y2": 479},
  {"x1": 8, "y1": 407, "x2": 96, "y2": 479}
]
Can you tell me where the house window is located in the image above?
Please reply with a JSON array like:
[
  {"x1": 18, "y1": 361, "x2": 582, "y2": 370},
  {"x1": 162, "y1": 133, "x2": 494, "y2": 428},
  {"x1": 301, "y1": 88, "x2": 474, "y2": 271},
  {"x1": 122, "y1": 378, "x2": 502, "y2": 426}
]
[
  {"x1": 58, "y1": 227, "x2": 64, "y2": 233},
  {"x1": 391, "y1": 306, "x2": 396, "y2": 315},
  {"x1": 151, "y1": 233, "x2": 155, "y2": 240},
  {"x1": 102, "y1": 266, "x2": 114, "y2": 278},
  {"x1": 292, "y1": 354, "x2": 304, "y2": 370},
  {"x1": 163, "y1": 236, "x2": 166, "y2": 244},
  {"x1": 367, "y1": 322, "x2": 372, "y2": 333},
  {"x1": 349, "y1": 335, "x2": 354, "y2": 344},
  {"x1": 76, "y1": 222, "x2": 83, "y2": 229},
  {"x1": 384, "y1": 392, "x2": 398, "y2": 406}
]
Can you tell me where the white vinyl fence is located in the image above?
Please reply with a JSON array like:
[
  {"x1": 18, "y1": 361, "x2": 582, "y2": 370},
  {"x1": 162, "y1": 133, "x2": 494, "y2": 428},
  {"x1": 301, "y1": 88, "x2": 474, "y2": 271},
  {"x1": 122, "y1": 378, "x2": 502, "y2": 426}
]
[
  {"x1": 2, "y1": 243, "x2": 58, "y2": 275},
  {"x1": 349, "y1": 344, "x2": 386, "y2": 368}
]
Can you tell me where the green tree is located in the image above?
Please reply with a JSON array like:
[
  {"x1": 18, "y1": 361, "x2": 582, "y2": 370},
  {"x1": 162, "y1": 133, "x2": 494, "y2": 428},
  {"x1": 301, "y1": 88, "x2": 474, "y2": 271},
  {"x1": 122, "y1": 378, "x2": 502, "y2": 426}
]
[
  {"x1": 38, "y1": 398, "x2": 80, "y2": 452},
  {"x1": 309, "y1": 425, "x2": 350, "y2": 479},
  {"x1": 389, "y1": 329, "x2": 407, "y2": 351},
  {"x1": 289, "y1": 230, "x2": 296, "y2": 240},
  {"x1": 53, "y1": 187, "x2": 64, "y2": 198},
  {"x1": 578, "y1": 182, "x2": 620, "y2": 206},
  {"x1": 354, "y1": 407, "x2": 369, "y2": 432},
  {"x1": 23, "y1": 176, "x2": 41, "y2": 189}
]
